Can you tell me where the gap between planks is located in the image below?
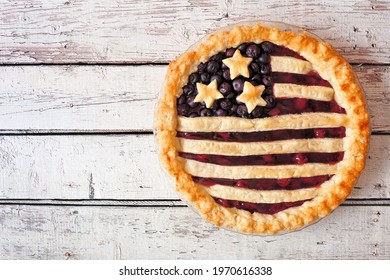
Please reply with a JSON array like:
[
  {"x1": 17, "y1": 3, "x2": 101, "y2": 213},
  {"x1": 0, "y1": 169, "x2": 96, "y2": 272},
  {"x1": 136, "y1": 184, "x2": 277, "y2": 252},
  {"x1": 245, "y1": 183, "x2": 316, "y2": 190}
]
[{"x1": 0, "y1": 199, "x2": 389, "y2": 207}]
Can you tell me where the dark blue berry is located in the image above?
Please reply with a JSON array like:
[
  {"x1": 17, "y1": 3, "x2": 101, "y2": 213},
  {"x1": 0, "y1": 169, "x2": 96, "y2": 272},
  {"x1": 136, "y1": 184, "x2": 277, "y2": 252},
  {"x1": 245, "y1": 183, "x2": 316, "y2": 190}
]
[
  {"x1": 251, "y1": 106, "x2": 264, "y2": 118},
  {"x1": 200, "y1": 73, "x2": 210, "y2": 84},
  {"x1": 237, "y1": 43, "x2": 248, "y2": 53},
  {"x1": 260, "y1": 64, "x2": 271, "y2": 75},
  {"x1": 210, "y1": 74, "x2": 222, "y2": 85},
  {"x1": 200, "y1": 108, "x2": 213, "y2": 116},
  {"x1": 225, "y1": 47, "x2": 236, "y2": 57},
  {"x1": 258, "y1": 53, "x2": 270, "y2": 64},
  {"x1": 215, "y1": 109, "x2": 228, "y2": 116},
  {"x1": 261, "y1": 41, "x2": 273, "y2": 53},
  {"x1": 211, "y1": 53, "x2": 224, "y2": 62},
  {"x1": 178, "y1": 95, "x2": 186, "y2": 105},
  {"x1": 197, "y1": 62, "x2": 207, "y2": 73},
  {"x1": 189, "y1": 112, "x2": 199, "y2": 118},
  {"x1": 262, "y1": 75, "x2": 273, "y2": 86},
  {"x1": 183, "y1": 85, "x2": 194, "y2": 95},
  {"x1": 251, "y1": 74, "x2": 262, "y2": 84},
  {"x1": 250, "y1": 62, "x2": 260, "y2": 73},
  {"x1": 219, "y1": 82, "x2": 231, "y2": 95},
  {"x1": 206, "y1": 61, "x2": 220, "y2": 74},
  {"x1": 187, "y1": 96, "x2": 198, "y2": 108},
  {"x1": 232, "y1": 78, "x2": 245, "y2": 93},
  {"x1": 264, "y1": 95, "x2": 276, "y2": 108},
  {"x1": 177, "y1": 104, "x2": 189, "y2": 115},
  {"x1": 189, "y1": 72, "x2": 200, "y2": 84},
  {"x1": 237, "y1": 104, "x2": 248, "y2": 117},
  {"x1": 222, "y1": 69, "x2": 231, "y2": 81},
  {"x1": 220, "y1": 99, "x2": 232, "y2": 110},
  {"x1": 246, "y1": 44, "x2": 260, "y2": 58}
]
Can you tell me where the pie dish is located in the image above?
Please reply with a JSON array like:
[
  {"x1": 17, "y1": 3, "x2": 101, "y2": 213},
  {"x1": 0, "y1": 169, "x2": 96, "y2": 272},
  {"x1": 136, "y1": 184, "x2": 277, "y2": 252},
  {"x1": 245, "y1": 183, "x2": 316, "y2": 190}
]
[{"x1": 155, "y1": 22, "x2": 369, "y2": 235}]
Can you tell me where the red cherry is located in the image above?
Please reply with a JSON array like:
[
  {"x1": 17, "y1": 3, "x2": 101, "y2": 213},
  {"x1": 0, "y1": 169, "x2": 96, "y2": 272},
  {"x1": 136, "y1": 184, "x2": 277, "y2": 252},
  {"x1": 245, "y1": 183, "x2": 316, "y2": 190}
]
[
  {"x1": 277, "y1": 178, "x2": 291, "y2": 188},
  {"x1": 294, "y1": 98, "x2": 308, "y2": 110},
  {"x1": 293, "y1": 153, "x2": 308, "y2": 165}
]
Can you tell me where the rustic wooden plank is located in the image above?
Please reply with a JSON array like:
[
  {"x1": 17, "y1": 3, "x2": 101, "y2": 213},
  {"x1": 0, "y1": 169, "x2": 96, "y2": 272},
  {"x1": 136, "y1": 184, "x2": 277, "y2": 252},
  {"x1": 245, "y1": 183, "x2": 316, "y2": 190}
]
[
  {"x1": 0, "y1": 65, "x2": 388, "y2": 133},
  {"x1": 0, "y1": 134, "x2": 388, "y2": 200},
  {"x1": 0, "y1": 204, "x2": 388, "y2": 259},
  {"x1": 0, "y1": 0, "x2": 388, "y2": 64}
]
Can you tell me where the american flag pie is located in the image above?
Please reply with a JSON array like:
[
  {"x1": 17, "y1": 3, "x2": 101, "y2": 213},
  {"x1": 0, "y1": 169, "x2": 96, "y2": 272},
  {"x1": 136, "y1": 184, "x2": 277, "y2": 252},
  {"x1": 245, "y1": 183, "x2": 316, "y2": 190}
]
[{"x1": 156, "y1": 24, "x2": 369, "y2": 234}]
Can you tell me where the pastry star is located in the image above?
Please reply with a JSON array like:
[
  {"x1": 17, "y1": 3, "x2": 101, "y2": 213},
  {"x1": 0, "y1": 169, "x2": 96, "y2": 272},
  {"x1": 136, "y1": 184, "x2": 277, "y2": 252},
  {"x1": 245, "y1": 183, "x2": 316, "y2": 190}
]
[
  {"x1": 195, "y1": 80, "x2": 224, "y2": 108},
  {"x1": 222, "y1": 50, "x2": 253, "y2": 79},
  {"x1": 237, "y1": 81, "x2": 267, "y2": 113}
]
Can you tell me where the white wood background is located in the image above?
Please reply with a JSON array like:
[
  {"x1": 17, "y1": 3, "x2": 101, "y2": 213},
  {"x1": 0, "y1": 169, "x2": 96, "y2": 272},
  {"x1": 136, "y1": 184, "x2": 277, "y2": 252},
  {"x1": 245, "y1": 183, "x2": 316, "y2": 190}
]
[{"x1": 0, "y1": 0, "x2": 389, "y2": 259}]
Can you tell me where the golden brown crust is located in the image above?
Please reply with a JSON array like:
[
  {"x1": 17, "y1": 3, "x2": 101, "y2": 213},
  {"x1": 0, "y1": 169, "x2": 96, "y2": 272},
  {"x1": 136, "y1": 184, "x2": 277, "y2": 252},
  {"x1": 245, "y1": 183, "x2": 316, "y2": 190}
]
[{"x1": 155, "y1": 23, "x2": 370, "y2": 235}]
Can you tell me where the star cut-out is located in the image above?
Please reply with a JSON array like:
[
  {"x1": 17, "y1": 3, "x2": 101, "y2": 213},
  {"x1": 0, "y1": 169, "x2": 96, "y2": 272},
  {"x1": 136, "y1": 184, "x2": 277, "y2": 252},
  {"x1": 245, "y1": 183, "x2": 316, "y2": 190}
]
[
  {"x1": 236, "y1": 81, "x2": 267, "y2": 113},
  {"x1": 194, "y1": 80, "x2": 224, "y2": 108},
  {"x1": 222, "y1": 50, "x2": 253, "y2": 80}
]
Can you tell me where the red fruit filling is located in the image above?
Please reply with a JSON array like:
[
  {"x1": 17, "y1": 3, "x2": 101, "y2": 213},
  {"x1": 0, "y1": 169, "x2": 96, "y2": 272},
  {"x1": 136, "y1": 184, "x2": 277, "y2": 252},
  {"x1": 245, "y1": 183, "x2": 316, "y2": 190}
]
[
  {"x1": 192, "y1": 175, "x2": 333, "y2": 190},
  {"x1": 176, "y1": 127, "x2": 346, "y2": 142},
  {"x1": 179, "y1": 152, "x2": 344, "y2": 166},
  {"x1": 214, "y1": 197, "x2": 309, "y2": 214}
]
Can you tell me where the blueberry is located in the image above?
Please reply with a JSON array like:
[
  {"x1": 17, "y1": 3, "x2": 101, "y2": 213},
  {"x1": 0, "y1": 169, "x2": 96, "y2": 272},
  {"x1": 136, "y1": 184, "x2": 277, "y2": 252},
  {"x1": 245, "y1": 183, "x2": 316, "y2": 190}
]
[
  {"x1": 211, "y1": 100, "x2": 220, "y2": 111},
  {"x1": 231, "y1": 104, "x2": 238, "y2": 112},
  {"x1": 187, "y1": 96, "x2": 198, "y2": 108},
  {"x1": 220, "y1": 99, "x2": 232, "y2": 110},
  {"x1": 178, "y1": 95, "x2": 187, "y2": 105},
  {"x1": 264, "y1": 95, "x2": 276, "y2": 108},
  {"x1": 237, "y1": 43, "x2": 248, "y2": 53},
  {"x1": 251, "y1": 106, "x2": 264, "y2": 118},
  {"x1": 226, "y1": 92, "x2": 235, "y2": 99},
  {"x1": 211, "y1": 53, "x2": 224, "y2": 62},
  {"x1": 206, "y1": 61, "x2": 220, "y2": 74},
  {"x1": 225, "y1": 47, "x2": 236, "y2": 57},
  {"x1": 200, "y1": 108, "x2": 213, "y2": 116},
  {"x1": 177, "y1": 104, "x2": 189, "y2": 116},
  {"x1": 251, "y1": 74, "x2": 262, "y2": 84},
  {"x1": 189, "y1": 112, "x2": 199, "y2": 118},
  {"x1": 237, "y1": 104, "x2": 248, "y2": 117},
  {"x1": 197, "y1": 62, "x2": 207, "y2": 73},
  {"x1": 260, "y1": 64, "x2": 271, "y2": 75},
  {"x1": 222, "y1": 69, "x2": 231, "y2": 81},
  {"x1": 261, "y1": 41, "x2": 273, "y2": 53},
  {"x1": 219, "y1": 82, "x2": 231, "y2": 95},
  {"x1": 183, "y1": 85, "x2": 194, "y2": 95},
  {"x1": 188, "y1": 72, "x2": 200, "y2": 84},
  {"x1": 262, "y1": 75, "x2": 273, "y2": 86},
  {"x1": 258, "y1": 53, "x2": 270, "y2": 64},
  {"x1": 246, "y1": 44, "x2": 260, "y2": 58},
  {"x1": 210, "y1": 74, "x2": 223, "y2": 85},
  {"x1": 250, "y1": 62, "x2": 260, "y2": 73},
  {"x1": 262, "y1": 87, "x2": 273, "y2": 96},
  {"x1": 200, "y1": 72, "x2": 210, "y2": 84},
  {"x1": 215, "y1": 109, "x2": 228, "y2": 116},
  {"x1": 232, "y1": 78, "x2": 245, "y2": 93}
]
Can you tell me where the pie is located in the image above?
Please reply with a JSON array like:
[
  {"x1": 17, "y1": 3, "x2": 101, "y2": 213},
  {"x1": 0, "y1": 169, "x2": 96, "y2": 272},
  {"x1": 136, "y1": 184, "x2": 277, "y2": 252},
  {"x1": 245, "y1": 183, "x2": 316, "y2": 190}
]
[{"x1": 155, "y1": 23, "x2": 370, "y2": 235}]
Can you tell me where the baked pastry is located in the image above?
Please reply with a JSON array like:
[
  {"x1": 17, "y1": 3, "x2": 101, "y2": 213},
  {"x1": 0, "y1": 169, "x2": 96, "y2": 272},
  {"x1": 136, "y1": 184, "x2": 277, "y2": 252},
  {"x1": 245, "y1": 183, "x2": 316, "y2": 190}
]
[{"x1": 156, "y1": 23, "x2": 369, "y2": 235}]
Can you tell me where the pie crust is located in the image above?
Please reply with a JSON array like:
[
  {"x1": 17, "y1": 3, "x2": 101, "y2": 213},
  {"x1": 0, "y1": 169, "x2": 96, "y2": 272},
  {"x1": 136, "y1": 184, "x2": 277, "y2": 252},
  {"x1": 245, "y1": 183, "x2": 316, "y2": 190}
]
[{"x1": 155, "y1": 23, "x2": 369, "y2": 235}]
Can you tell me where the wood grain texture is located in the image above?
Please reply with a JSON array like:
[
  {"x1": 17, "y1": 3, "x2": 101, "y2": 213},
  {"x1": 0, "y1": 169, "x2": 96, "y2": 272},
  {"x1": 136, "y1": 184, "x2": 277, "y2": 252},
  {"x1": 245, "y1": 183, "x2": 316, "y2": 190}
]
[
  {"x1": 0, "y1": 65, "x2": 388, "y2": 133},
  {"x1": 0, "y1": 205, "x2": 388, "y2": 259},
  {"x1": 0, "y1": 0, "x2": 389, "y2": 64},
  {"x1": 0, "y1": 134, "x2": 388, "y2": 200}
]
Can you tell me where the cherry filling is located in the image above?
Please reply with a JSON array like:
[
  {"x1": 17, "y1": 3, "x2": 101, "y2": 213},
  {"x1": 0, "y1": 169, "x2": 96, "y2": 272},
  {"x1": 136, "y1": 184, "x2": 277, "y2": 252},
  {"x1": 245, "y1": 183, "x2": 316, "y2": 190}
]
[
  {"x1": 180, "y1": 152, "x2": 344, "y2": 166},
  {"x1": 270, "y1": 44, "x2": 307, "y2": 60},
  {"x1": 193, "y1": 175, "x2": 333, "y2": 190},
  {"x1": 214, "y1": 197, "x2": 309, "y2": 214},
  {"x1": 177, "y1": 127, "x2": 345, "y2": 142},
  {"x1": 271, "y1": 71, "x2": 332, "y2": 87}
]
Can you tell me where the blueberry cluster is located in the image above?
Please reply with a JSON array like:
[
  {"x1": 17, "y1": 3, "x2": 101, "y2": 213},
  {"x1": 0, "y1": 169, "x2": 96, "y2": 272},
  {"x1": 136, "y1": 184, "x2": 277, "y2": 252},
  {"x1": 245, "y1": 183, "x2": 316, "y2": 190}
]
[{"x1": 177, "y1": 41, "x2": 276, "y2": 118}]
